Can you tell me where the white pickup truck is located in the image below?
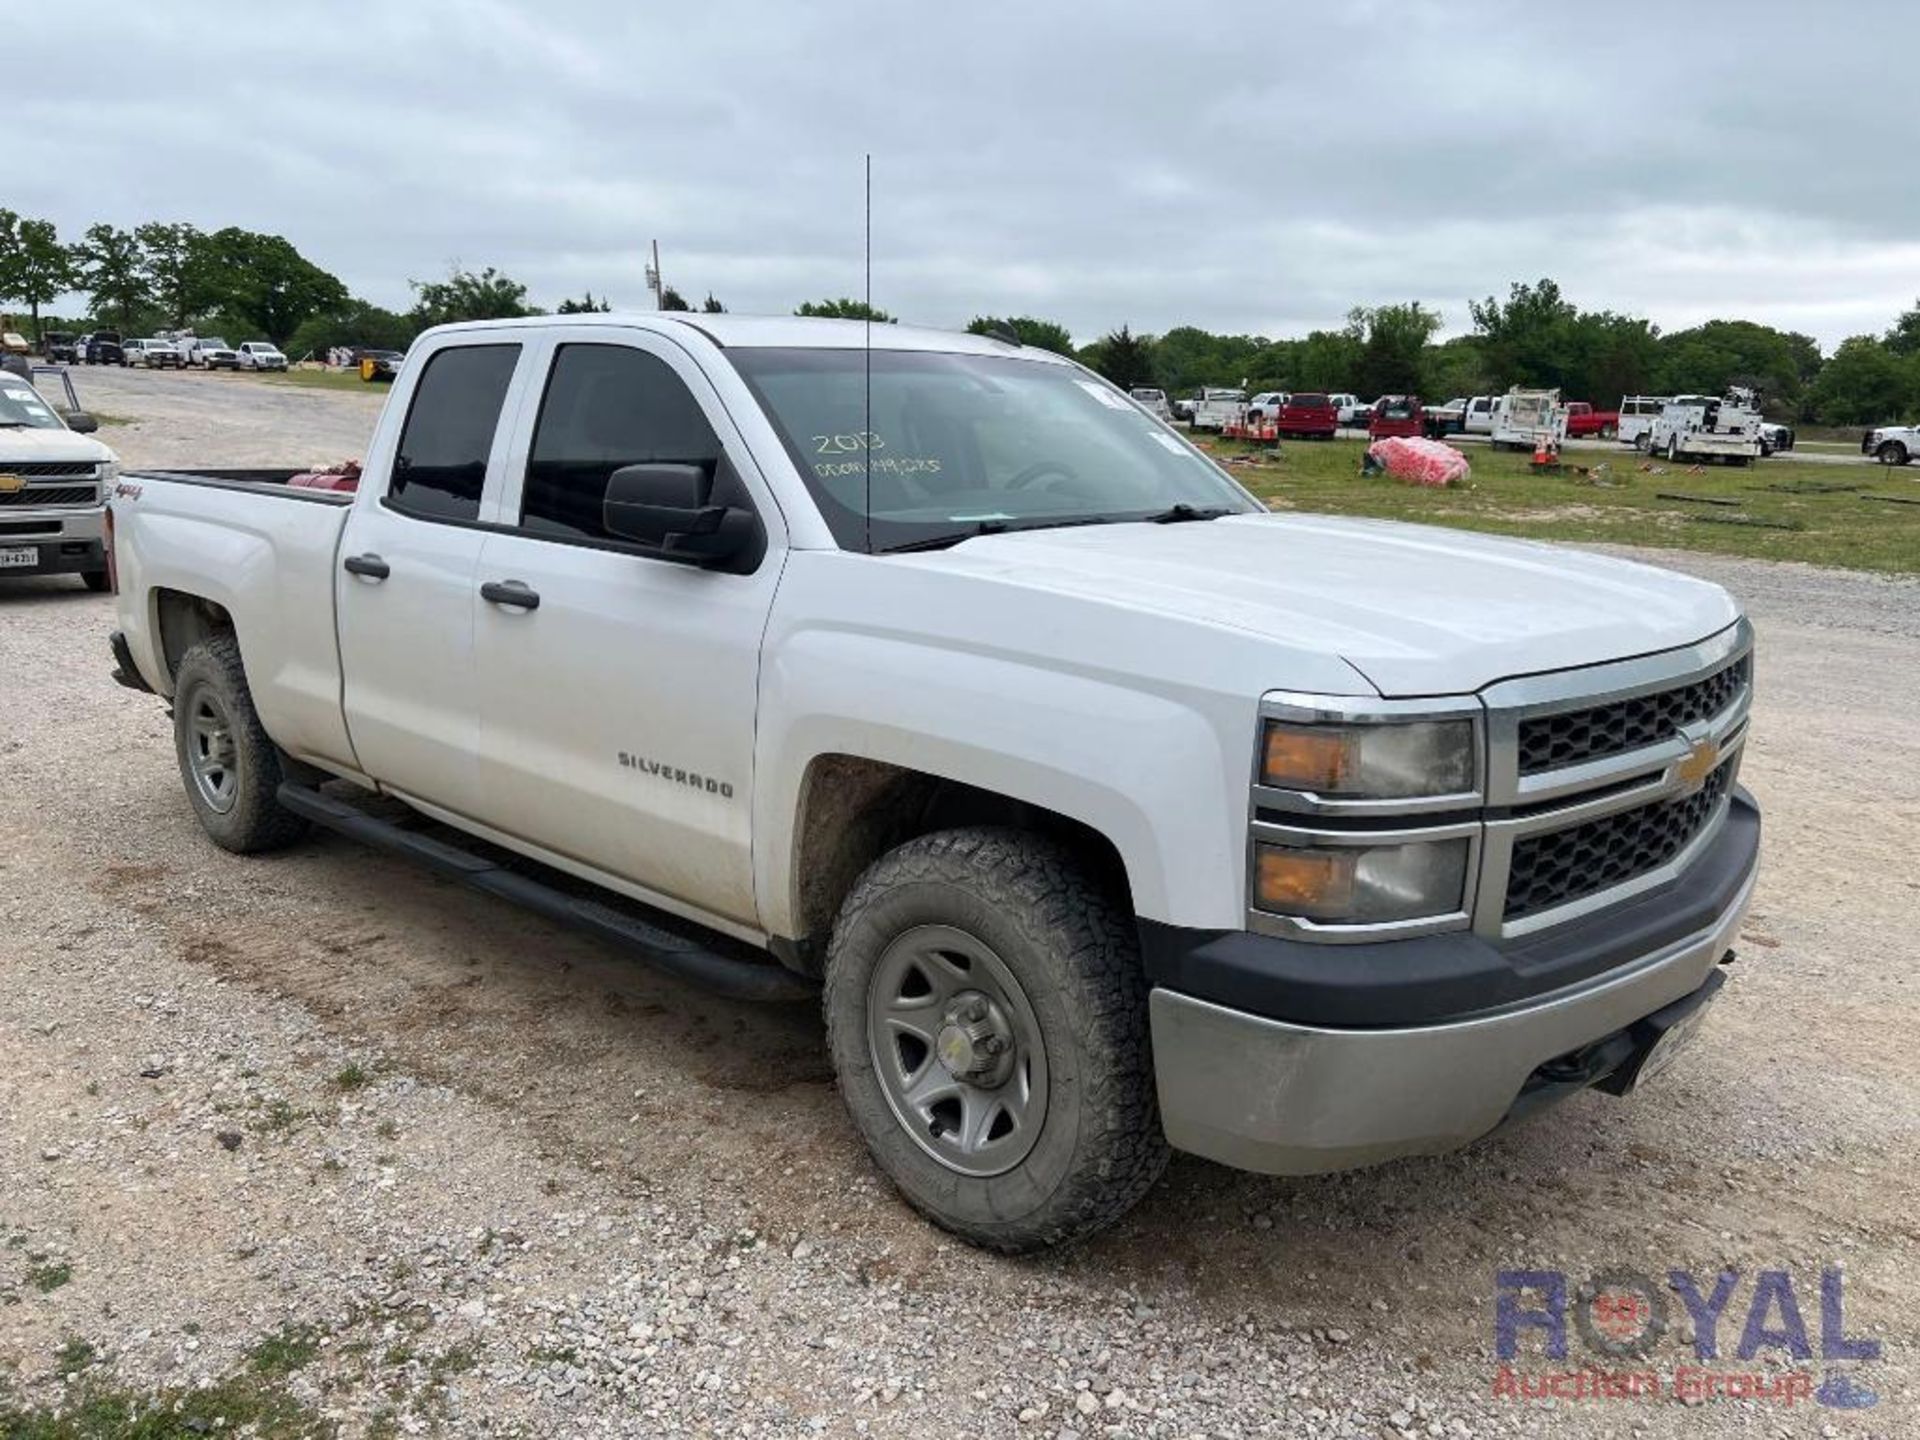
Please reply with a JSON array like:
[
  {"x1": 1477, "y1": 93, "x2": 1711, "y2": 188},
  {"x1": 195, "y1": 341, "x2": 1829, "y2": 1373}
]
[
  {"x1": 2, "y1": 366, "x2": 116, "y2": 587},
  {"x1": 107, "y1": 314, "x2": 1761, "y2": 1251}
]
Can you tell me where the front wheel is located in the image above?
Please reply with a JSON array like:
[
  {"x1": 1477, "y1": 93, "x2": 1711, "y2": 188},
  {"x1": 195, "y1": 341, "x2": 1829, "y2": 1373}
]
[
  {"x1": 172, "y1": 635, "x2": 311, "y2": 853},
  {"x1": 1878, "y1": 441, "x2": 1910, "y2": 466},
  {"x1": 823, "y1": 828, "x2": 1167, "y2": 1252}
]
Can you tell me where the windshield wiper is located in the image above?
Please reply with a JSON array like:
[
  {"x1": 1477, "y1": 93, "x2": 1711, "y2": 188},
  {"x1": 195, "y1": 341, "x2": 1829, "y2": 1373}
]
[
  {"x1": 1141, "y1": 503, "x2": 1234, "y2": 524},
  {"x1": 877, "y1": 515, "x2": 1116, "y2": 555}
]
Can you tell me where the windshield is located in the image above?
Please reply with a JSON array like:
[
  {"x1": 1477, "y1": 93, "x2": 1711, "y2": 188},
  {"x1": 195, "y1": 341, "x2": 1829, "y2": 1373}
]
[
  {"x1": 202, "y1": 338, "x2": 229, "y2": 349},
  {"x1": 0, "y1": 380, "x2": 66, "y2": 430},
  {"x1": 730, "y1": 348, "x2": 1260, "y2": 552}
]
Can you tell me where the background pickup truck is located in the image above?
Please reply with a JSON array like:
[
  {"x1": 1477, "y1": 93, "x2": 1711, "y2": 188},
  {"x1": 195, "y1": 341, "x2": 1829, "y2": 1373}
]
[
  {"x1": 1, "y1": 366, "x2": 115, "y2": 587},
  {"x1": 1273, "y1": 391, "x2": 1337, "y2": 439},
  {"x1": 1564, "y1": 401, "x2": 1620, "y2": 439},
  {"x1": 108, "y1": 314, "x2": 1762, "y2": 1251}
]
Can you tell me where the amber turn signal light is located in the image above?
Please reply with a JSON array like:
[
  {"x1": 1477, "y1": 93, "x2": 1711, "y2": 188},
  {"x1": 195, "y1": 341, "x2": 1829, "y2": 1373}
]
[
  {"x1": 1254, "y1": 846, "x2": 1355, "y2": 918},
  {"x1": 1261, "y1": 725, "x2": 1354, "y2": 792}
]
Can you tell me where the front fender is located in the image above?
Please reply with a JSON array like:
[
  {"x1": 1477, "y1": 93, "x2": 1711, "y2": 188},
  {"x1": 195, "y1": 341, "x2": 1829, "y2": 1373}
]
[{"x1": 755, "y1": 627, "x2": 1248, "y2": 936}]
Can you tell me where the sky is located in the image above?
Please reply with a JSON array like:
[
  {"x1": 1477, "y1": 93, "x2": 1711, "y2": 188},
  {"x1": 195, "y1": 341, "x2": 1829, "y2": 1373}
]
[{"x1": 14, "y1": 1, "x2": 1918, "y2": 351}]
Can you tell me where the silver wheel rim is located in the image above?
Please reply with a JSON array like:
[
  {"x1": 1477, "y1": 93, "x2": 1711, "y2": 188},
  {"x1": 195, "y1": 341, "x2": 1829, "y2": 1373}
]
[
  {"x1": 184, "y1": 685, "x2": 240, "y2": 814},
  {"x1": 866, "y1": 924, "x2": 1050, "y2": 1178}
]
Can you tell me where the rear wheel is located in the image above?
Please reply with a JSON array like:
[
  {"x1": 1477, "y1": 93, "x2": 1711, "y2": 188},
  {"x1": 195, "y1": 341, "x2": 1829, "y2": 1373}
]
[
  {"x1": 823, "y1": 828, "x2": 1167, "y2": 1252},
  {"x1": 172, "y1": 635, "x2": 310, "y2": 853},
  {"x1": 81, "y1": 569, "x2": 110, "y2": 593},
  {"x1": 1633, "y1": 432, "x2": 1651, "y2": 453},
  {"x1": 1667, "y1": 436, "x2": 1682, "y2": 462}
]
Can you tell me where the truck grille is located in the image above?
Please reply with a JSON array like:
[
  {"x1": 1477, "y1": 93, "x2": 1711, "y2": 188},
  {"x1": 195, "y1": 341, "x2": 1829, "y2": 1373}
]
[
  {"x1": 3, "y1": 462, "x2": 98, "y2": 478},
  {"x1": 1504, "y1": 762, "x2": 1734, "y2": 921},
  {"x1": 0, "y1": 486, "x2": 97, "y2": 507},
  {"x1": 1517, "y1": 655, "x2": 1749, "y2": 775}
]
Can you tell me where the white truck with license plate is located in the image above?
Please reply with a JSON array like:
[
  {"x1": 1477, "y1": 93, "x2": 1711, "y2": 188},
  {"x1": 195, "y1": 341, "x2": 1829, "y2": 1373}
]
[
  {"x1": 105, "y1": 314, "x2": 1761, "y2": 1251},
  {"x1": 0, "y1": 367, "x2": 116, "y2": 587}
]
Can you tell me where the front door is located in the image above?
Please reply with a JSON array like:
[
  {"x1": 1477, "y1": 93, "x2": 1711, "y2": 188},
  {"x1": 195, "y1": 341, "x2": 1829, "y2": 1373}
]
[
  {"x1": 337, "y1": 340, "x2": 528, "y2": 817},
  {"x1": 468, "y1": 333, "x2": 783, "y2": 928}
]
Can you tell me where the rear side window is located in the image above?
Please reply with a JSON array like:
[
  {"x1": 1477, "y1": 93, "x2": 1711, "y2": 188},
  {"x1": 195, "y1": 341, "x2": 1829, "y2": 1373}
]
[
  {"x1": 389, "y1": 344, "x2": 521, "y2": 521},
  {"x1": 520, "y1": 344, "x2": 719, "y2": 544}
]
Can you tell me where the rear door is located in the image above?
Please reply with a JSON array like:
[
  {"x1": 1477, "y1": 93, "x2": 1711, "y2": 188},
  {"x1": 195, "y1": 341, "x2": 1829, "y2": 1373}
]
[
  {"x1": 465, "y1": 329, "x2": 784, "y2": 929},
  {"x1": 336, "y1": 338, "x2": 531, "y2": 817}
]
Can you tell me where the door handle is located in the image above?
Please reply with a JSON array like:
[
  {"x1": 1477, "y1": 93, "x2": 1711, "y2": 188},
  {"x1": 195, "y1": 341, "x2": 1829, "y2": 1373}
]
[
  {"x1": 480, "y1": 579, "x2": 540, "y2": 611},
  {"x1": 343, "y1": 553, "x2": 390, "y2": 580}
]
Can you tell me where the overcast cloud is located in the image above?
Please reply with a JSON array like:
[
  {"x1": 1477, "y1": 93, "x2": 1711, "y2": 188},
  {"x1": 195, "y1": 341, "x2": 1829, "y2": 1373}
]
[{"x1": 15, "y1": 1, "x2": 1917, "y2": 349}]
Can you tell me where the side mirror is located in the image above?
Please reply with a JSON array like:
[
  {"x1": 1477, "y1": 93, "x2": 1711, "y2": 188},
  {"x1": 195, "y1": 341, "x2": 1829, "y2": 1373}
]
[
  {"x1": 65, "y1": 411, "x2": 99, "y2": 434},
  {"x1": 603, "y1": 461, "x2": 752, "y2": 564}
]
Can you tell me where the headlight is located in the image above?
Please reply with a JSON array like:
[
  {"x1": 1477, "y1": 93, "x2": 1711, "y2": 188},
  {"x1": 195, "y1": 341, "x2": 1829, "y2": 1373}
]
[
  {"x1": 1260, "y1": 718, "x2": 1474, "y2": 798},
  {"x1": 1254, "y1": 837, "x2": 1469, "y2": 924}
]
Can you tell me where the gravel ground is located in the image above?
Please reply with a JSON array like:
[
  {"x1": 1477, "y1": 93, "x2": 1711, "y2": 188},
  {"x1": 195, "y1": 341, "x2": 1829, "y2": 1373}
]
[{"x1": 1, "y1": 369, "x2": 1914, "y2": 1436}]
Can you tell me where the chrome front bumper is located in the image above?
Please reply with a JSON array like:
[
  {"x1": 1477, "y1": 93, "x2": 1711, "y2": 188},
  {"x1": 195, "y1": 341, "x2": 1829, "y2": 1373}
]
[{"x1": 1150, "y1": 861, "x2": 1755, "y2": 1175}]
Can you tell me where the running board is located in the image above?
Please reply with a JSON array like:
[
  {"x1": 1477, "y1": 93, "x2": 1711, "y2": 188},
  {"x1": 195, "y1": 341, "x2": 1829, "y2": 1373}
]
[{"x1": 275, "y1": 783, "x2": 815, "y2": 1003}]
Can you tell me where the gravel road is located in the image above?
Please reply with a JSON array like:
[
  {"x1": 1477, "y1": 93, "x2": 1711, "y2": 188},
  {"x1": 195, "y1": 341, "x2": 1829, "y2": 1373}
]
[{"x1": 2, "y1": 369, "x2": 1914, "y2": 1436}]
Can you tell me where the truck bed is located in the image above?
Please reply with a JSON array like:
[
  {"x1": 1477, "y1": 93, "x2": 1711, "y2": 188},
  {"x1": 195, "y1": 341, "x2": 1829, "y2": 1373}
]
[
  {"x1": 111, "y1": 466, "x2": 357, "y2": 768},
  {"x1": 127, "y1": 467, "x2": 357, "y2": 500}
]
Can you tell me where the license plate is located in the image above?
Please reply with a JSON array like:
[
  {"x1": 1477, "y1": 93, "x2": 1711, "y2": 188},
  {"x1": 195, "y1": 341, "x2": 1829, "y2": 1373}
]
[
  {"x1": 0, "y1": 545, "x2": 40, "y2": 569},
  {"x1": 1629, "y1": 999, "x2": 1714, "y2": 1091}
]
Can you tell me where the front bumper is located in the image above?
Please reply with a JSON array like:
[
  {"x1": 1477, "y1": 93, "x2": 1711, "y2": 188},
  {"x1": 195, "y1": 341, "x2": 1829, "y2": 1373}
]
[
  {"x1": 1149, "y1": 798, "x2": 1758, "y2": 1176},
  {"x1": 0, "y1": 507, "x2": 105, "y2": 577}
]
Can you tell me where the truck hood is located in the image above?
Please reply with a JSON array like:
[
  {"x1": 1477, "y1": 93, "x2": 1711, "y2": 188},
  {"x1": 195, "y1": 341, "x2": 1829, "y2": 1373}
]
[
  {"x1": 0, "y1": 423, "x2": 115, "y2": 466},
  {"x1": 906, "y1": 513, "x2": 1739, "y2": 696}
]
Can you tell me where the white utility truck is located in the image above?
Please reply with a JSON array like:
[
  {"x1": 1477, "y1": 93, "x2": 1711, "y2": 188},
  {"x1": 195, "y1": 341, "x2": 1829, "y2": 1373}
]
[
  {"x1": 1188, "y1": 386, "x2": 1246, "y2": 431},
  {"x1": 1619, "y1": 395, "x2": 1669, "y2": 451},
  {"x1": 1489, "y1": 387, "x2": 1568, "y2": 451},
  {"x1": 1649, "y1": 389, "x2": 1764, "y2": 465},
  {"x1": 106, "y1": 315, "x2": 1761, "y2": 1251}
]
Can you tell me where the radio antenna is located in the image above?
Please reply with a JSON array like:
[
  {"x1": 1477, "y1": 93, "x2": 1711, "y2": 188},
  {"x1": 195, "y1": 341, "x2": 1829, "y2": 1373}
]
[{"x1": 863, "y1": 152, "x2": 873, "y2": 555}]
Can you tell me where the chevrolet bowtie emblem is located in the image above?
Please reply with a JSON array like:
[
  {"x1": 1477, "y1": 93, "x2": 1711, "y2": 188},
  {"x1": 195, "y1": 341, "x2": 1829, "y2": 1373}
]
[
  {"x1": 1674, "y1": 734, "x2": 1720, "y2": 793},
  {"x1": 0, "y1": 474, "x2": 23, "y2": 494}
]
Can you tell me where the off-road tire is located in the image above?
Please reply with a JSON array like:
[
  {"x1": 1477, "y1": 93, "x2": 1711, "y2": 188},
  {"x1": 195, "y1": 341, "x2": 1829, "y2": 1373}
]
[
  {"x1": 823, "y1": 827, "x2": 1168, "y2": 1252},
  {"x1": 172, "y1": 634, "x2": 310, "y2": 853}
]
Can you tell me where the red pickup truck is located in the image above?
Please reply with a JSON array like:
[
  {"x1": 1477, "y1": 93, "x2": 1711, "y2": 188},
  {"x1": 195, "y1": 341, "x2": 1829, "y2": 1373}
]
[
  {"x1": 1367, "y1": 394, "x2": 1424, "y2": 440},
  {"x1": 1564, "y1": 402, "x2": 1620, "y2": 439},
  {"x1": 1274, "y1": 392, "x2": 1338, "y2": 440}
]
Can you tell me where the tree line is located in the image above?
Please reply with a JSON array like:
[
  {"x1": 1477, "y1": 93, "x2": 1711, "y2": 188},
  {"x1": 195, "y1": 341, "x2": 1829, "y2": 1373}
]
[
  {"x1": 1066, "y1": 282, "x2": 1920, "y2": 426},
  {"x1": 4, "y1": 213, "x2": 1916, "y2": 424}
]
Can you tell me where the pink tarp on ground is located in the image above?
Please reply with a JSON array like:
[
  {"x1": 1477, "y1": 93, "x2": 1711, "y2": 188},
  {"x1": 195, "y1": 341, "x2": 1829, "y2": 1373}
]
[{"x1": 1366, "y1": 436, "x2": 1471, "y2": 487}]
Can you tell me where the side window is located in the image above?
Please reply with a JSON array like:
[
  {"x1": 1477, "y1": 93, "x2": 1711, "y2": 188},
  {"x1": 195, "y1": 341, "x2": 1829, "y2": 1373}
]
[
  {"x1": 520, "y1": 344, "x2": 720, "y2": 544},
  {"x1": 389, "y1": 343, "x2": 521, "y2": 522}
]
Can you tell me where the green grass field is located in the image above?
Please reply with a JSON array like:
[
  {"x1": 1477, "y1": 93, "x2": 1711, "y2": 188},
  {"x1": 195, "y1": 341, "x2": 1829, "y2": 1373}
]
[
  {"x1": 1200, "y1": 436, "x2": 1920, "y2": 574},
  {"x1": 260, "y1": 367, "x2": 388, "y2": 393}
]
